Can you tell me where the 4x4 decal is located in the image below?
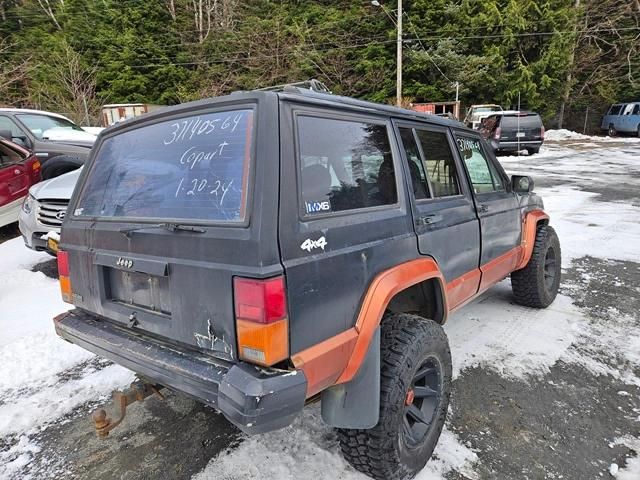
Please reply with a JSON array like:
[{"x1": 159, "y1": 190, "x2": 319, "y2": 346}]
[{"x1": 300, "y1": 236, "x2": 327, "y2": 252}]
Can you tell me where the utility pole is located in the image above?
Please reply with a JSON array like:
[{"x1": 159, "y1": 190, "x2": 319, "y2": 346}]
[
  {"x1": 396, "y1": 0, "x2": 403, "y2": 106},
  {"x1": 372, "y1": 0, "x2": 403, "y2": 106}
]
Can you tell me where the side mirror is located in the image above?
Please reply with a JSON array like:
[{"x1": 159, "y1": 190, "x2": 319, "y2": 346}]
[
  {"x1": 0, "y1": 129, "x2": 12, "y2": 141},
  {"x1": 512, "y1": 175, "x2": 534, "y2": 193}
]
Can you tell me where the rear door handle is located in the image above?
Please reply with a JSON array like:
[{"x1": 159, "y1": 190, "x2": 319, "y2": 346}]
[
  {"x1": 417, "y1": 214, "x2": 442, "y2": 226},
  {"x1": 478, "y1": 204, "x2": 489, "y2": 213}
]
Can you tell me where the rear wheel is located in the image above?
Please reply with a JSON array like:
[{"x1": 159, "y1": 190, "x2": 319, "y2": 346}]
[
  {"x1": 526, "y1": 147, "x2": 540, "y2": 155},
  {"x1": 338, "y1": 313, "x2": 451, "y2": 480},
  {"x1": 608, "y1": 124, "x2": 617, "y2": 137},
  {"x1": 511, "y1": 225, "x2": 561, "y2": 308}
]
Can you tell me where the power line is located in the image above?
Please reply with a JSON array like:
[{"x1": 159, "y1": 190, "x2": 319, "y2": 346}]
[{"x1": 118, "y1": 26, "x2": 640, "y2": 70}]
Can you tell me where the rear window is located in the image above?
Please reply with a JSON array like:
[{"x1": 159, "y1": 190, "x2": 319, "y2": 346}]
[
  {"x1": 500, "y1": 115, "x2": 542, "y2": 129},
  {"x1": 74, "y1": 109, "x2": 253, "y2": 222}
]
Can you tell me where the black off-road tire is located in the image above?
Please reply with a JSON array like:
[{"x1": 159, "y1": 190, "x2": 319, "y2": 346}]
[
  {"x1": 338, "y1": 313, "x2": 452, "y2": 480},
  {"x1": 511, "y1": 224, "x2": 561, "y2": 308},
  {"x1": 527, "y1": 147, "x2": 540, "y2": 155}
]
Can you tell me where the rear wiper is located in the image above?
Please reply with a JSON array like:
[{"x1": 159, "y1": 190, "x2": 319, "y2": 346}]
[{"x1": 119, "y1": 223, "x2": 206, "y2": 238}]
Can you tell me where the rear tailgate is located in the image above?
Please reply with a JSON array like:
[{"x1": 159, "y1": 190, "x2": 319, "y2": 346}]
[{"x1": 61, "y1": 94, "x2": 281, "y2": 362}]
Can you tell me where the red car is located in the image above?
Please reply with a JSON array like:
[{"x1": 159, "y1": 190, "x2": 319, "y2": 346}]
[{"x1": 0, "y1": 138, "x2": 41, "y2": 228}]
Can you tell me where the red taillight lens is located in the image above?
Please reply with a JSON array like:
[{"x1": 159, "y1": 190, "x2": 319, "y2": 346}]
[
  {"x1": 57, "y1": 250, "x2": 72, "y2": 303},
  {"x1": 494, "y1": 126, "x2": 501, "y2": 140},
  {"x1": 57, "y1": 250, "x2": 69, "y2": 277},
  {"x1": 540, "y1": 125, "x2": 545, "y2": 139},
  {"x1": 234, "y1": 275, "x2": 289, "y2": 366},
  {"x1": 234, "y1": 276, "x2": 287, "y2": 324}
]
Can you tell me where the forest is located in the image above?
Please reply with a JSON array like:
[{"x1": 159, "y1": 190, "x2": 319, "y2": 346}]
[{"x1": 0, "y1": 0, "x2": 638, "y2": 131}]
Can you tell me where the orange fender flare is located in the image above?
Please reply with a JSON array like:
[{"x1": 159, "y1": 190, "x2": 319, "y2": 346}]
[
  {"x1": 516, "y1": 209, "x2": 549, "y2": 270},
  {"x1": 292, "y1": 257, "x2": 445, "y2": 396}
]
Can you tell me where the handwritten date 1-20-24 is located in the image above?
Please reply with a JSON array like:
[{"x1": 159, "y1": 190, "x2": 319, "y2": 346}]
[{"x1": 175, "y1": 177, "x2": 234, "y2": 205}]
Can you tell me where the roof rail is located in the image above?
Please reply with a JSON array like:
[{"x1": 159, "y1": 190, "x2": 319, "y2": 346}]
[{"x1": 257, "y1": 79, "x2": 332, "y2": 94}]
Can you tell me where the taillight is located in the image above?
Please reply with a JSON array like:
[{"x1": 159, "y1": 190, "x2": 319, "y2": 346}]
[
  {"x1": 494, "y1": 126, "x2": 501, "y2": 140},
  {"x1": 540, "y1": 125, "x2": 545, "y2": 139},
  {"x1": 234, "y1": 276, "x2": 289, "y2": 366},
  {"x1": 32, "y1": 159, "x2": 40, "y2": 171},
  {"x1": 57, "y1": 250, "x2": 72, "y2": 303}
]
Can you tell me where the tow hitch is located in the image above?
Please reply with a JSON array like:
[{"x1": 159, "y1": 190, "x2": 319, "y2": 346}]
[{"x1": 91, "y1": 379, "x2": 164, "y2": 438}]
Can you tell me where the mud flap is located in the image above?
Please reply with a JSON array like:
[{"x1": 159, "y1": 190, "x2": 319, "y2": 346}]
[{"x1": 320, "y1": 327, "x2": 380, "y2": 429}]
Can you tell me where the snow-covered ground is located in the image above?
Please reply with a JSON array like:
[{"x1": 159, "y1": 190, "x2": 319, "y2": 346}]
[{"x1": 0, "y1": 131, "x2": 639, "y2": 480}]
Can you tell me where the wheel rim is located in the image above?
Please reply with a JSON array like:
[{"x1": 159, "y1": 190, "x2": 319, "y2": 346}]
[
  {"x1": 402, "y1": 358, "x2": 441, "y2": 447},
  {"x1": 543, "y1": 246, "x2": 557, "y2": 291}
]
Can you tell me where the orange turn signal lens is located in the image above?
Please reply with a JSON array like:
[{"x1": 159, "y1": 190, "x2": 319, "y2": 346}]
[
  {"x1": 59, "y1": 276, "x2": 72, "y2": 303},
  {"x1": 237, "y1": 318, "x2": 288, "y2": 366}
]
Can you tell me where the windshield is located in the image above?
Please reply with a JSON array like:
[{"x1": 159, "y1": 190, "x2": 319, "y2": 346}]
[
  {"x1": 74, "y1": 108, "x2": 253, "y2": 223},
  {"x1": 16, "y1": 114, "x2": 84, "y2": 139}
]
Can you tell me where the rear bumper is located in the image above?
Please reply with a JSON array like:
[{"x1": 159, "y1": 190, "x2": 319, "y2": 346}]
[
  {"x1": 54, "y1": 309, "x2": 307, "y2": 434},
  {"x1": 492, "y1": 140, "x2": 543, "y2": 151}
]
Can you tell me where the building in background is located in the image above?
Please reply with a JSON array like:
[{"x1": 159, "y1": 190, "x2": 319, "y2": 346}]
[{"x1": 101, "y1": 103, "x2": 162, "y2": 127}]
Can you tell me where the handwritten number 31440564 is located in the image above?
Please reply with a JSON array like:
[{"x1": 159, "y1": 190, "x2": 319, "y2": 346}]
[{"x1": 163, "y1": 113, "x2": 244, "y2": 146}]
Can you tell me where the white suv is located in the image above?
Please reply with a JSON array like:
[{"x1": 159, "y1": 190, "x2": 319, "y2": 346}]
[{"x1": 18, "y1": 167, "x2": 80, "y2": 253}]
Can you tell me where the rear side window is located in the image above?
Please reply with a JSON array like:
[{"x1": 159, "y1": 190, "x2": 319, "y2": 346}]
[
  {"x1": 456, "y1": 136, "x2": 505, "y2": 194},
  {"x1": 75, "y1": 109, "x2": 253, "y2": 222},
  {"x1": 415, "y1": 130, "x2": 461, "y2": 197},
  {"x1": 297, "y1": 116, "x2": 397, "y2": 215}
]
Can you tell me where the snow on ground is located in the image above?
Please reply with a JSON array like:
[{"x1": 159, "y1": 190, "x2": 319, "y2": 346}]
[
  {"x1": 193, "y1": 407, "x2": 478, "y2": 480},
  {"x1": 0, "y1": 238, "x2": 134, "y2": 478},
  {"x1": 544, "y1": 128, "x2": 640, "y2": 142}
]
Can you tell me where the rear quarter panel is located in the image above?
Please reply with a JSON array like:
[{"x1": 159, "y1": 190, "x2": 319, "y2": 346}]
[{"x1": 277, "y1": 99, "x2": 418, "y2": 355}]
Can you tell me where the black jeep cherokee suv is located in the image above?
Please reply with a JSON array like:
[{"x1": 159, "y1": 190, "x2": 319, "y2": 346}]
[{"x1": 53, "y1": 87, "x2": 560, "y2": 480}]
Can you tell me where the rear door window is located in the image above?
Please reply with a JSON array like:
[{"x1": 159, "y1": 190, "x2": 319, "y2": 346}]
[
  {"x1": 398, "y1": 128, "x2": 429, "y2": 200},
  {"x1": 75, "y1": 108, "x2": 254, "y2": 222},
  {"x1": 297, "y1": 115, "x2": 397, "y2": 215},
  {"x1": 415, "y1": 129, "x2": 461, "y2": 197}
]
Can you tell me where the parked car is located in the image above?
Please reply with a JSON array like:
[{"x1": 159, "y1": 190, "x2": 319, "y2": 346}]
[
  {"x1": 601, "y1": 102, "x2": 640, "y2": 137},
  {"x1": 0, "y1": 138, "x2": 41, "y2": 228},
  {"x1": 0, "y1": 108, "x2": 96, "y2": 179},
  {"x1": 464, "y1": 104, "x2": 503, "y2": 129},
  {"x1": 52, "y1": 87, "x2": 560, "y2": 480},
  {"x1": 479, "y1": 111, "x2": 545, "y2": 155},
  {"x1": 19, "y1": 167, "x2": 79, "y2": 252}
]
